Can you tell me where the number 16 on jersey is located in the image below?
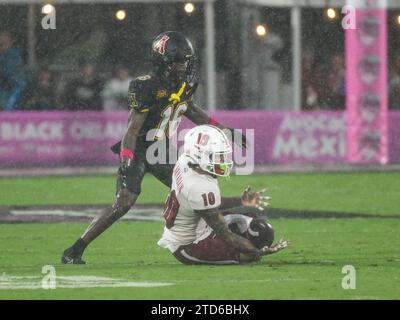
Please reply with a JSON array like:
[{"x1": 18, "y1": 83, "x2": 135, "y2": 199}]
[{"x1": 154, "y1": 102, "x2": 188, "y2": 140}]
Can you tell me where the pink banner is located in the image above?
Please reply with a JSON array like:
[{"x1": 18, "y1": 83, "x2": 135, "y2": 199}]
[
  {"x1": 346, "y1": 5, "x2": 388, "y2": 163},
  {"x1": 1, "y1": 111, "x2": 400, "y2": 167},
  {"x1": 180, "y1": 111, "x2": 346, "y2": 165},
  {"x1": 0, "y1": 112, "x2": 127, "y2": 166}
]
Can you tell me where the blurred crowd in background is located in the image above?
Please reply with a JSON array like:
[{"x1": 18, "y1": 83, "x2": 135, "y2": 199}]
[
  {"x1": 1, "y1": 2, "x2": 400, "y2": 112},
  {"x1": 0, "y1": 29, "x2": 346, "y2": 111},
  {"x1": 1, "y1": 30, "x2": 133, "y2": 111}
]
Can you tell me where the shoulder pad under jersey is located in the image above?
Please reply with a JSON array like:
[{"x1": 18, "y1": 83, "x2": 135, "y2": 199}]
[{"x1": 127, "y1": 75, "x2": 154, "y2": 113}]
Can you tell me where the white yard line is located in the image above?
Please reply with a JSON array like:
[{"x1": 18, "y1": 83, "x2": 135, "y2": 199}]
[
  {"x1": 0, "y1": 274, "x2": 317, "y2": 291},
  {"x1": 0, "y1": 275, "x2": 173, "y2": 290},
  {"x1": 9, "y1": 208, "x2": 164, "y2": 222}
]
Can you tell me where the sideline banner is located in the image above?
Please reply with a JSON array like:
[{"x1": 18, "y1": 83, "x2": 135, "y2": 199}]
[
  {"x1": 0, "y1": 112, "x2": 126, "y2": 166},
  {"x1": 0, "y1": 111, "x2": 399, "y2": 167},
  {"x1": 180, "y1": 111, "x2": 346, "y2": 165},
  {"x1": 345, "y1": 0, "x2": 388, "y2": 163}
]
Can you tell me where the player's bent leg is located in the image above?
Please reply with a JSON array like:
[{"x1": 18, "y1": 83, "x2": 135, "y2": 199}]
[
  {"x1": 61, "y1": 189, "x2": 138, "y2": 265},
  {"x1": 173, "y1": 233, "x2": 241, "y2": 265},
  {"x1": 81, "y1": 189, "x2": 138, "y2": 244},
  {"x1": 61, "y1": 160, "x2": 146, "y2": 264}
]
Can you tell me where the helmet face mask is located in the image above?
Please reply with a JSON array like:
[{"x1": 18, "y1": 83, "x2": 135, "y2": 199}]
[
  {"x1": 204, "y1": 151, "x2": 233, "y2": 177},
  {"x1": 170, "y1": 60, "x2": 191, "y2": 82}
]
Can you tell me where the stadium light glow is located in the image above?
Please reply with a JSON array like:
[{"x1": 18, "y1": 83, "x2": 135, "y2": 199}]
[
  {"x1": 325, "y1": 7, "x2": 338, "y2": 20},
  {"x1": 41, "y1": 4, "x2": 55, "y2": 15},
  {"x1": 255, "y1": 24, "x2": 268, "y2": 37},
  {"x1": 184, "y1": 3, "x2": 195, "y2": 14},
  {"x1": 116, "y1": 10, "x2": 126, "y2": 21}
]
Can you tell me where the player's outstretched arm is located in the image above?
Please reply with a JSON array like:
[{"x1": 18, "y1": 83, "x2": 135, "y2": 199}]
[
  {"x1": 198, "y1": 208, "x2": 261, "y2": 258},
  {"x1": 185, "y1": 101, "x2": 248, "y2": 149},
  {"x1": 185, "y1": 101, "x2": 223, "y2": 127},
  {"x1": 219, "y1": 197, "x2": 242, "y2": 210},
  {"x1": 219, "y1": 185, "x2": 271, "y2": 211}
]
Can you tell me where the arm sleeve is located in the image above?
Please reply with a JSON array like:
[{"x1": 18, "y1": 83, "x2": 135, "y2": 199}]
[
  {"x1": 127, "y1": 77, "x2": 152, "y2": 113},
  {"x1": 188, "y1": 181, "x2": 221, "y2": 211}
]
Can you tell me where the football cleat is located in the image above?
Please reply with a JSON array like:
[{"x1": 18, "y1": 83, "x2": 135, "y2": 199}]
[{"x1": 61, "y1": 247, "x2": 86, "y2": 265}]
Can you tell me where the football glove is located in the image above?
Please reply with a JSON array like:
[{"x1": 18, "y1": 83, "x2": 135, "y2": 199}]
[
  {"x1": 241, "y1": 185, "x2": 271, "y2": 211},
  {"x1": 111, "y1": 141, "x2": 122, "y2": 154},
  {"x1": 260, "y1": 239, "x2": 290, "y2": 256},
  {"x1": 118, "y1": 162, "x2": 133, "y2": 189}
]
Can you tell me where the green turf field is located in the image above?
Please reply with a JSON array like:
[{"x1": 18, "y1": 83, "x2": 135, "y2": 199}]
[{"x1": 0, "y1": 172, "x2": 399, "y2": 299}]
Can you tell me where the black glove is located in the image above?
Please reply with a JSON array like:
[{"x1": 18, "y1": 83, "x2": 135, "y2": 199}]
[
  {"x1": 118, "y1": 162, "x2": 132, "y2": 189},
  {"x1": 111, "y1": 141, "x2": 122, "y2": 154},
  {"x1": 228, "y1": 127, "x2": 248, "y2": 150}
]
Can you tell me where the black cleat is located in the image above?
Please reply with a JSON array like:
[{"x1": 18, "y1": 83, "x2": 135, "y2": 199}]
[{"x1": 61, "y1": 247, "x2": 86, "y2": 265}]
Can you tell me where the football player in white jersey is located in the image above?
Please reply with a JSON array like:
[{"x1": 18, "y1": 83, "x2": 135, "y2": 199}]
[{"x1": 158, "y1": 125, "x2": 289, "y2": 265}]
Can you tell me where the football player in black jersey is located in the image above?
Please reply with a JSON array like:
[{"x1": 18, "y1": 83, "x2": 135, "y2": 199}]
[{"x1": 61, "y1": 31, "x2": 249, "y2": 264}]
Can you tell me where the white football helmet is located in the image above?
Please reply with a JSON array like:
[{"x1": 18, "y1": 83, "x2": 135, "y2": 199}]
[{"x1": 184, "y1": 125, "x2": 233, "y2": 177}]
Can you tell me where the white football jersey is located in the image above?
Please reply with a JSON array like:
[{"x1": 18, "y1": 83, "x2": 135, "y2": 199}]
[{"x1": 158, "y1": 154, "x2": 221, "y2": 253}]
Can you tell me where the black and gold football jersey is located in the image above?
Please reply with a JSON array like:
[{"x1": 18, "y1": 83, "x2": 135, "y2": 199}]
[{"x1": 128, "y1": 73, "x2": 198, "y2": 143}]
